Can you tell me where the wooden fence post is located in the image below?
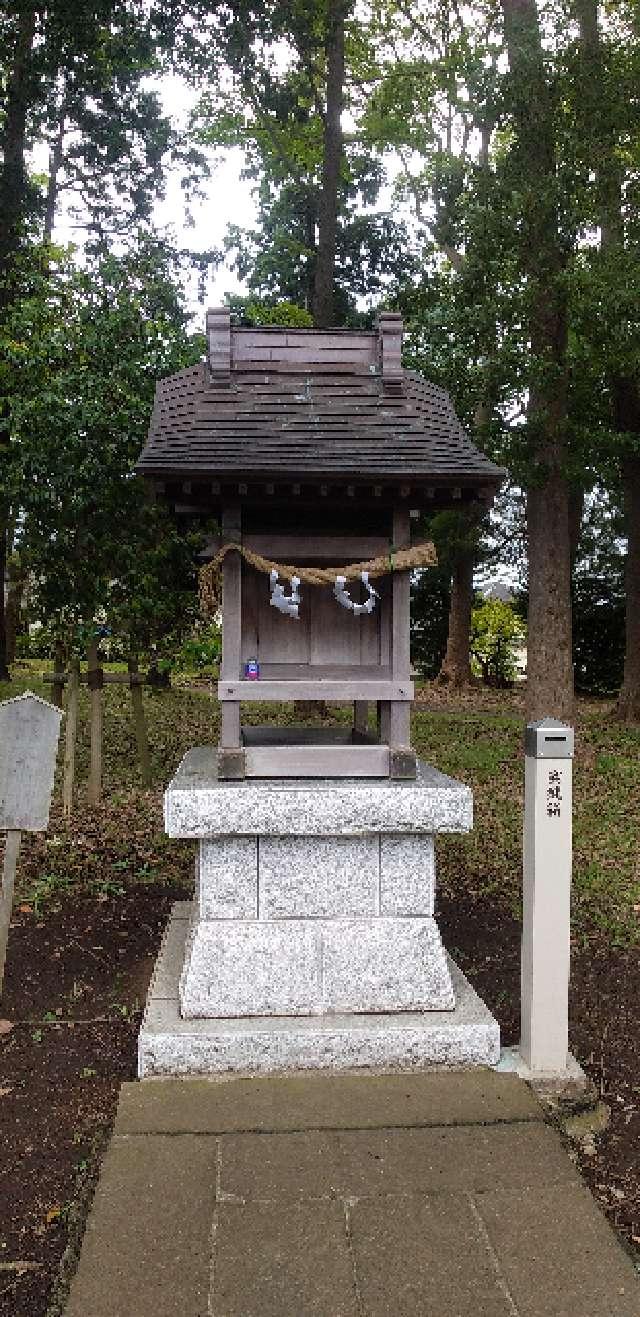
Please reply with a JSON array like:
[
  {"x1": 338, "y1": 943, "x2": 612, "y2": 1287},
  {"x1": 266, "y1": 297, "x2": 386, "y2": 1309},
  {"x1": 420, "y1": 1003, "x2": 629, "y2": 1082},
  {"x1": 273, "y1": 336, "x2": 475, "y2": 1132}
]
[
  {"x1": 0, "y1": 830, "x2": 21, "y2": 995},
  {"x1": 52, "y1": 639, "x2": 66, "y2": 709},
  {"x1": 87, "y1": 639, "x2": 103, "y2": 805},
  {"x1": 128, "y1": 654, "x2": 152, "y2": 787},
  {"x1": 62, "y1": 658, "x2": 80, "y2": 819}
]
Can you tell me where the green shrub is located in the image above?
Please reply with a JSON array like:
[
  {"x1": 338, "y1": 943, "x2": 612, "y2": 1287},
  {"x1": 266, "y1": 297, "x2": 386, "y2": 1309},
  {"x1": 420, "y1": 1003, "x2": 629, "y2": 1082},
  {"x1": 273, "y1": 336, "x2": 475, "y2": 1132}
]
[
  {"x1": 470, "y1": 598, "x2": 526, "y2": 687},
  {"x1": 176, "y1": 624, "x2": 221, "y2": 672}
]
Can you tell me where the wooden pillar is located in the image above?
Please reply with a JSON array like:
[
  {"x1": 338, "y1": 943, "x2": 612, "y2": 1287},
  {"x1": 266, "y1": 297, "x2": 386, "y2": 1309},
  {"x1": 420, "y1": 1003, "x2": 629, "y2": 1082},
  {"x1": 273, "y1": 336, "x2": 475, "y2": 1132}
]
[
  {"x1": 353, "y1": 700, "x2": 369, "y2": 738},
  {"x1": 389, "y1": 506, "x2": 415, "y2": 778},
  {"x1": 218, "y1": 504, "x2": 245, "y2": 778},
  {"x1": 221, "y1": 505, "x2": 242, "y2": 687},
  {"x1": 377, "y1": 701, "x2": 390, "y2": 742},
  {"x1": 391, "y1": 506, "x2": 411, "y2": 683},
  {"x1": 220, "y1": 701, "x2": 241, "y2": 748},
  {"x1": 389, "y1": 702, "x2": 410, "y2": 745},
  {"x1": 0, "y1": 830, "x2": 21, "y2": 996}
]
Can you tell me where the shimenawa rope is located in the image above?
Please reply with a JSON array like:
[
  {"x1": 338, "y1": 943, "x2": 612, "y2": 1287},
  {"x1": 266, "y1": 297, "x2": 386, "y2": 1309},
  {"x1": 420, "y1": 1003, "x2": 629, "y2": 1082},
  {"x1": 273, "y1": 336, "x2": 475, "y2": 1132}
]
[{"x1": 199, "y1": 540, "x2": 437, "y2": 616}]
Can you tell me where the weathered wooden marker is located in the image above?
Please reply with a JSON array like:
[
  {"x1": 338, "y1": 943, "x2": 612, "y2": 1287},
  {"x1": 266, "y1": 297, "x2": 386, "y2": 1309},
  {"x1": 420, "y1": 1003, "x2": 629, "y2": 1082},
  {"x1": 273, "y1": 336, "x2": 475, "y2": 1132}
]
[{"x1": 0, "y1": 692, "x2": 63, "y2": 995}]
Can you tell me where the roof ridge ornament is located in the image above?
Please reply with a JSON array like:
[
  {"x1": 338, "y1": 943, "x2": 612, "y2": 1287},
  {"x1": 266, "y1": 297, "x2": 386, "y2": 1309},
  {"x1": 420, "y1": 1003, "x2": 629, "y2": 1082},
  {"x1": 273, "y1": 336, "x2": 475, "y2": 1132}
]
[
  {"x1": 206, "y1": 307, "x2": 231, "y2": 385},
  {"x1": 377, "y1": 311, "x2": 404, "y2": 396}
]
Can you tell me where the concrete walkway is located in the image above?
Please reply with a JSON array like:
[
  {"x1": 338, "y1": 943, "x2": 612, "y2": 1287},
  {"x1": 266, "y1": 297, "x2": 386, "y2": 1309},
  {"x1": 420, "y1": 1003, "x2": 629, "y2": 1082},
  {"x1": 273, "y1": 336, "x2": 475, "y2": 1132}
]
[{"x1": 65, "y1": 1071, "x2": 639, "y2": 1317}]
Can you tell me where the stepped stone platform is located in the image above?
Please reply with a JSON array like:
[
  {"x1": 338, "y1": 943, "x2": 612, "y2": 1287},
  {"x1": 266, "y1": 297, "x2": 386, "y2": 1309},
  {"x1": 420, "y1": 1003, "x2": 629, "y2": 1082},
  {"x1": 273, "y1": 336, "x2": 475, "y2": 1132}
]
[
  {"x1": 139, "y1": 751, "x2": 500, "y2": 1076},
  {"x1": 139, "y1": 905, "x2": 500, "y2": 1076}
]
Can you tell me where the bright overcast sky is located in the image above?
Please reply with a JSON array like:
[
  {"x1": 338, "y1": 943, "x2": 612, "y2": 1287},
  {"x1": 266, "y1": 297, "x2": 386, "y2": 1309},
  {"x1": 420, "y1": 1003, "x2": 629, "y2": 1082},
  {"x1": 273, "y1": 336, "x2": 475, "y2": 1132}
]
[
  {"x1": 151, "y1": 74, "x2": 256, "y2": 320},
  {"x1": 31, "y1": 73, "x2": 257, "y2": 327}
]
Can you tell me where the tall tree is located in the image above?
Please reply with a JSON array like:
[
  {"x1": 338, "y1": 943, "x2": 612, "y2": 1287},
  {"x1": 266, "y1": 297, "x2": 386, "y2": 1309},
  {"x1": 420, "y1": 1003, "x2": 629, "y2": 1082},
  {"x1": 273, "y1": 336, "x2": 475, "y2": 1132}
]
[
  {"x1": 0, "y1": 3, "x2": 38, "y2": 678},
  {"x1": 0, "y1": 0, "x2": 202, "y2": 678},
  {"x1": 313, "y1": 0, "x2": 348, "y2": 326},
  {"x1": 499, "y1": 0, "x2": 573, "y2": 721},
  {"x1": 573, "y1": 0, "x2": 640, "y2": 720},
  {"x1": 194, "y1": 0, "x2": 414, "y2": 324},
  {"x1": 5, "y1": 239, "x2": 204, "y2": 654}
]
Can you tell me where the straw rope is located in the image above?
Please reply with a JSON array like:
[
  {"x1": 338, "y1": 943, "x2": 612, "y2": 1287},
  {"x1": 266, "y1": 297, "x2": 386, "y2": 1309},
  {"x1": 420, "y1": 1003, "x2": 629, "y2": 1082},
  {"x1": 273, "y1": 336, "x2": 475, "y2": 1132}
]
[{"x1": 199, "y1": 540, "x2": 437, "y2": 616}]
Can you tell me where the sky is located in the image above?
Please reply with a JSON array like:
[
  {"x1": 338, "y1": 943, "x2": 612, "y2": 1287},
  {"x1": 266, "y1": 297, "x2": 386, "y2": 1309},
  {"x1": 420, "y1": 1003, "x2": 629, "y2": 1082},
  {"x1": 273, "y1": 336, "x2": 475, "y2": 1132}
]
[
  {"x1": 148, "y1": 74, "x2": 255, "y2": 319},
  {"x1": 32, "y1": 73, "x2": 257, "y2": 328}
]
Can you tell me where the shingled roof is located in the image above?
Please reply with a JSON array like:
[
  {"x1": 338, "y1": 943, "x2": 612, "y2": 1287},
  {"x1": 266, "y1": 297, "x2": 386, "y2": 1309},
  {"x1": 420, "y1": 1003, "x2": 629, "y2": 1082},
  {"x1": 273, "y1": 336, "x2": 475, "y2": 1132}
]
[{"x1": 136, "y1": 310, "x2": 503, "y2": 496}]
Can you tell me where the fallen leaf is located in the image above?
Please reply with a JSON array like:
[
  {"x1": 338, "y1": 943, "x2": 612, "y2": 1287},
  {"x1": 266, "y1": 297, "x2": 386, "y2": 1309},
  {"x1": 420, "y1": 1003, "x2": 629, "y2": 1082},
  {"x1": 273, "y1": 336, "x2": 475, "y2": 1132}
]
[
  {"x1": 45, "y1": 1206, "x2": 61, "y2": 1224},
  {"x1": 0, "y1": 1085, "x2": 13, "y2": 1097},
  {"x1": 0, "y1": 1020, "x2": 14, "y2": 1036},
  {"x1": 18, "y1": 904, "x2": 32, "y2": 914}
]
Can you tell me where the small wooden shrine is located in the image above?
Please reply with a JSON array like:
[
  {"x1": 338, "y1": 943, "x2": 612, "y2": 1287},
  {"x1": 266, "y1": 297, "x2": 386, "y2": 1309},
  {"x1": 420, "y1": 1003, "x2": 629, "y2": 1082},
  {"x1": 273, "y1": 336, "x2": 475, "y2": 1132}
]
[{"x1": 137, "y1": 309, "x2": 502, "y2": 780}]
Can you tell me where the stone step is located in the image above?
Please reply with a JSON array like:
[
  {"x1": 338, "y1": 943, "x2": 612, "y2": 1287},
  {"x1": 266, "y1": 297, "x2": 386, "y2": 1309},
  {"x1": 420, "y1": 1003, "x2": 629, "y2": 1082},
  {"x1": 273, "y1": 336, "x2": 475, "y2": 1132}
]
[{"x1": 139, "y1": 906, "x2": 499, "y2": 1077}]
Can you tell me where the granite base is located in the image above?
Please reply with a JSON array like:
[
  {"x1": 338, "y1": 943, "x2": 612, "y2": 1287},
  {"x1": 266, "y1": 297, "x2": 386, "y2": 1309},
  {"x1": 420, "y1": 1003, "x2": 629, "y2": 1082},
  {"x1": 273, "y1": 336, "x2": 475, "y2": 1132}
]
[{"x1": 138, "y1": 905, "x2": 501, "y2": 1077}]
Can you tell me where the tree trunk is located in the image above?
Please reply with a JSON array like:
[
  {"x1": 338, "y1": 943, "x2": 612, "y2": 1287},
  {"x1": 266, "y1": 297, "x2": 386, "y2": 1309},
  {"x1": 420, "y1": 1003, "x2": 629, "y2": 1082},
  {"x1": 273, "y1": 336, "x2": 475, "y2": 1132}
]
[
  {"x1": 574, "y1": 0, "x2": 640, "y2": 720},
  {"x1": 4, "y1": 574, "x2": 23, "y2": 666},
  {"x1": 0, "y1": 526, "x2": 9, "y2": 682},
  {"x1": 438, "y1": 547, "x2": 474, "y2": 686},
  {"x1": 0, "y1": 6, "x2": 37, "y2": 685},
  {"x1": 0, "y1": 6, "x2": 36, "y2": 288},
  {"x1": 616, "y1": 453, "x2": 640, "y2": 721},
  {"x1": 44, "y1": 105, "x2": 66, "y2": 242},
  {"x1": 526, "y1": 479, "x2": 573, "y2": 720},
  {"x1": 501, "y1": 0, "x2": 574, "y2": 722},
  {"x1": 312, "y1": 0, "x2": 347, "y2": 328}
]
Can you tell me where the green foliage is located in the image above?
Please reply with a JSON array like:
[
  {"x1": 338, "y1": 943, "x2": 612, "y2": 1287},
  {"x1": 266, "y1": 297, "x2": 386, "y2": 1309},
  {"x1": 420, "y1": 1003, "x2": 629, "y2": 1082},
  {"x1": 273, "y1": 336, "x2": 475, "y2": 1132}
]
[
  {"x1": 191, "y1": 0, "x2": 419, "y2": 323},
  {"x1": 176, "y1": 623, "x2": 222, "y2": 672},
  {"x1": 225, "y1": 296, "x2": 313, "y2": 327},
  {"x1": 4, "y1": 237, "x2": 205, "y2": 654},
  {"x1": 470, "y1": 598, "x2": 526, "y2": 688},
  {"x1": 572, "y1": 493, "x2": 627, "y2": 696},
  {"x1": 410, "y1": 567, "x2": 451, "y2": 679}
]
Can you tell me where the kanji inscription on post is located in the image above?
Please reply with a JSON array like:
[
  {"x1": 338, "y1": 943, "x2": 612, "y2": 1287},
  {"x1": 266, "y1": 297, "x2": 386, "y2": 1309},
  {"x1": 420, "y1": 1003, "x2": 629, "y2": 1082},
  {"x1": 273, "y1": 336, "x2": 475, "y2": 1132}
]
[{"x1": 546, "y1": 767, "x2": 563, "y2": 818}]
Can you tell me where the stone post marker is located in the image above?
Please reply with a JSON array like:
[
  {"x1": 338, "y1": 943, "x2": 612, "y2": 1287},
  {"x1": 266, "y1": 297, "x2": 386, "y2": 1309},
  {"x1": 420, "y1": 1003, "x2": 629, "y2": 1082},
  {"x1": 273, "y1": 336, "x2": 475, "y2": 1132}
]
[
  {"x1": 521, "y1": 717, "x2": 574, "y2": 1073},
  {"x1": 0, "y1": 692, "x2": 63, "y2": 995}
]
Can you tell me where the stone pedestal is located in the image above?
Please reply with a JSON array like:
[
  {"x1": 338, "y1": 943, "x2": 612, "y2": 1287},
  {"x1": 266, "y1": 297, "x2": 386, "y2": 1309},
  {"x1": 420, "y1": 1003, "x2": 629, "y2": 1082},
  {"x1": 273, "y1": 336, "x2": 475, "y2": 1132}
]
[{"x1": 138, "y1": 749, "x2": 500, "y2": 1076}]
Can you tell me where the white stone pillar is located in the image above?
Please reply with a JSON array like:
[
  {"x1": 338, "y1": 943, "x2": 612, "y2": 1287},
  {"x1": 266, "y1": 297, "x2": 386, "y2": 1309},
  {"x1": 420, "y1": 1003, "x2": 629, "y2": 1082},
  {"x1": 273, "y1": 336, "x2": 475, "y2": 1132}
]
[{"x1": 521, "y1": 718, "x2": 574, "y2": 1073}]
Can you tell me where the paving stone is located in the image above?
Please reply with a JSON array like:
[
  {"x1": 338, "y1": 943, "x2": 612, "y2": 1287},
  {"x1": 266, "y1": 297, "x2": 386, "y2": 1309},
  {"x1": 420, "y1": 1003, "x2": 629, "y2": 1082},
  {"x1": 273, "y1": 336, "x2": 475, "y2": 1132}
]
[
  {"x1": 219, "y1": 1123, "x2": 576, "y2": 1203},
  {"x1": 475, "y1": 1182, "x2": 640, "y2": 1316},
  {"x1": 258, "y1": 834, "x2": 379, "y2": 918},
  {"x1": 64, "y1": 1135, "x2": 217, "y2": 1317},
  {"x1": 212, "y1": 1200, "x2": 360, "y2": 1316},
  {"x1": 116, "y1": 1070, "x2": 542, "y2": 1136},
  {"x1": 348, "y1": 1193, "x2": 515, "y2": 1316}
]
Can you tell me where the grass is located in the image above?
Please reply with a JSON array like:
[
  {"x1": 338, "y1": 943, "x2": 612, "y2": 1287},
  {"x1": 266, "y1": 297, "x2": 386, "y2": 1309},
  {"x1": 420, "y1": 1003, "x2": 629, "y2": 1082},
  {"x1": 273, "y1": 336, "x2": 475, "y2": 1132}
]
[
  {"x1": 412, "y1": 696, "x2": 640, "y2": 947},
  {"x1": 1, "y1": 670, "x2": 638, "y2": 948}
]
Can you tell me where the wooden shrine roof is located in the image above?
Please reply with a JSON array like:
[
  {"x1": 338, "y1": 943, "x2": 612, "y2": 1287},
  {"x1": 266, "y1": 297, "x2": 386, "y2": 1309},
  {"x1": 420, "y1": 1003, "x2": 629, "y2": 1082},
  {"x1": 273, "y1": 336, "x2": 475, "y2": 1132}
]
[{"x1": 136, "y1": 311, "x2": 503, "y2": 495}]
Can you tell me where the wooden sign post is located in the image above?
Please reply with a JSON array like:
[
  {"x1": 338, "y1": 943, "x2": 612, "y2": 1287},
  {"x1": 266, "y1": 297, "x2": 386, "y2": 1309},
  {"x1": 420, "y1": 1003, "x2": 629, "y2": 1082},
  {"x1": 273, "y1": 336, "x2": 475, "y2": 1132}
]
[{"x1": 0, "y1": 692, "x2": 63, "y2": 995}]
